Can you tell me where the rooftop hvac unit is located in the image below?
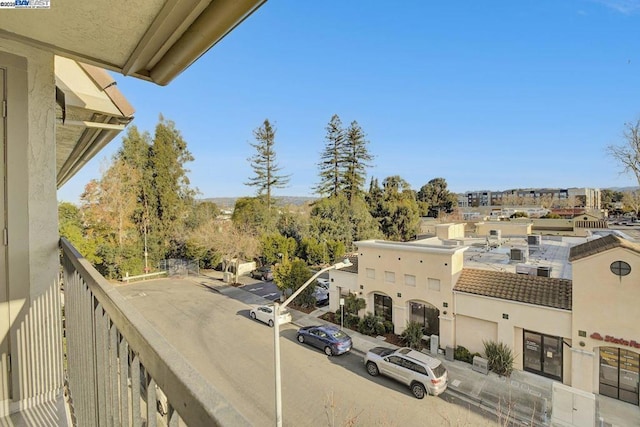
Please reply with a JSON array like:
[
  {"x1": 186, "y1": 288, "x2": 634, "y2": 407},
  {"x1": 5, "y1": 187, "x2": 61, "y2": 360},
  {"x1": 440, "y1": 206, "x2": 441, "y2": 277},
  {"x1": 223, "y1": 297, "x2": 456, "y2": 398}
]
[
  {"x1": 527, "y1": 235, "x2": 542, "y2": 246},
  {"x1": 489, "y1": 229, "x2": 501, "y2": 238},
  {"x1": 516, "y1": 264, "x2": 535, "y2": 275},
  {"x1": 510, "y1": 248, "x2": 526, "y2": 261},
  {"x1": 537, "y1": 266, "x2": 552, "y2": 277}
]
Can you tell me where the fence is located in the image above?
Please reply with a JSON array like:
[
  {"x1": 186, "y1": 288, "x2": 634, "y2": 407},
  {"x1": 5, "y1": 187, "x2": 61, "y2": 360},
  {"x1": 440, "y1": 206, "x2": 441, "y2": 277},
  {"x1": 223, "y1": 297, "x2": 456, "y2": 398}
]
[{"x1": 160, "y1": 258, "x2": 200, "y2": 277}]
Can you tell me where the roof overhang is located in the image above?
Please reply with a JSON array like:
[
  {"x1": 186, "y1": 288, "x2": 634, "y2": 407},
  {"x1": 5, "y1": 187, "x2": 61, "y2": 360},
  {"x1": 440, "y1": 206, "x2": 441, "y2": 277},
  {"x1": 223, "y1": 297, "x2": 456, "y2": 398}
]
[
  {"x1": 55, "y1": 56, "x2": 135, "y2": 188},
  {"x1": 0, "y1": 0, "x2": 266, "y2": 86}
]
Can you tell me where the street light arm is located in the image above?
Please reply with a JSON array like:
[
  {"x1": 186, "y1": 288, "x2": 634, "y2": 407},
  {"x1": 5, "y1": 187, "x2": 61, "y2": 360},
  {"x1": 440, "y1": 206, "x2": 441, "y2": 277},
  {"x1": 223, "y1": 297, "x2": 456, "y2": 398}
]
[
  {"x1": 273, "y1": 257, "x2": 351, "y2": 427},
  {"x1": 279, "y1": 259, "x2": 352, "y2": 311}
]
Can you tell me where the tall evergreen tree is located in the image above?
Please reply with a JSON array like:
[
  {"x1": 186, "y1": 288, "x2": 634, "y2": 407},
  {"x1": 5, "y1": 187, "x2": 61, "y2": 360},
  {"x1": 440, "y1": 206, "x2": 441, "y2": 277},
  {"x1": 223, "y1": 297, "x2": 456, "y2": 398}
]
[
  {"x1": 149, "y1": 116, "x2": 196, "y2": 256},
  {"x1": 316, "y1": 114, "x2": 346, "y2": 197},
  {"x1": 342, "y1": 120, "x2": 373, "y2": 204},
  {"x1": 417, "y1": 177, "x2": 457, "y2": 218},
  {"x1": 245, "y1": 119, "x2": 290, "y2": 212},
  {"x1": 366, "y1": 175, "x2": 420, "y2": 241}
]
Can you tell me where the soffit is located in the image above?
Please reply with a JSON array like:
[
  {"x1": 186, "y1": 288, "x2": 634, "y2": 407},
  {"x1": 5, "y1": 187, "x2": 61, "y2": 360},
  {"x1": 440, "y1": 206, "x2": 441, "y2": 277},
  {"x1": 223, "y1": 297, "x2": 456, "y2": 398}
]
[
  {"x1": 0, "y1": 0, "x2": 266, "y2": 85},
  {"x1": 55, "y1": 56, "x2": 135, "y2": 188}
]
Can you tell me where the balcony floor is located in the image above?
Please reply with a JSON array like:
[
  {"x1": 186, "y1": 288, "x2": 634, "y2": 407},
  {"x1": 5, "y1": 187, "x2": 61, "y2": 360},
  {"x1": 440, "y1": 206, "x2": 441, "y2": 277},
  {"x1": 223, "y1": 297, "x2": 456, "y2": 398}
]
[{"x1": 2, "y1": 393, "x2": 70, "y2": 427}]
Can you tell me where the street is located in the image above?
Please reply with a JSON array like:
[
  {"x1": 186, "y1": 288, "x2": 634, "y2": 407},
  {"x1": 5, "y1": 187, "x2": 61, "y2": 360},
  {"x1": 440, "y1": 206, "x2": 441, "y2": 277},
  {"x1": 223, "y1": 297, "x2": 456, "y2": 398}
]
[
  {"x1": 240, "y1": 280, "x2": 281, "y2": 301},
  {"x1": 117, "y1": 278, "x2": 498, "y2": 426}
]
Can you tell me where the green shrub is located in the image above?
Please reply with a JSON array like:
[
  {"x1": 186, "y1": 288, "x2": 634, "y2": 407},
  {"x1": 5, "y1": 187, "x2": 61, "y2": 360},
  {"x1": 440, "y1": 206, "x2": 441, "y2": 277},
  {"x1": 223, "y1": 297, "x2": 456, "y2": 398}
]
[
  {"x1": 483, "y1": 340, "x2": 514, "y2": 377},
  {"x1": 454, "y1": 345, "x2": 473, "y2": 363},
  {"x1": 357, "y1": 312, "x2": 386, "y2": 336},
  {"x1": 383, "y1": 320, "x2": 395, "y2": 334},
  {"x1": 334, "y1": 309, "x2": 359, "y2": 329},
  {"x1": 401, "y1": 321, "x2": 424, "y2": 350}
]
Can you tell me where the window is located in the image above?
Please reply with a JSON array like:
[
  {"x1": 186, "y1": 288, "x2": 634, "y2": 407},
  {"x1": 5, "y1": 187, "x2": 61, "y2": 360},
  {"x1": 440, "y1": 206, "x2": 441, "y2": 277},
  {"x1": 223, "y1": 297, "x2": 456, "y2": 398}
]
[
  {"x1": 366, "y1": 268, "x2": 375, "y2": 279},
  {"x1": 428, "y1": 278, "x2": 440, "y2": 291},
  {"x1": 404, "y1": 274, "x2": 416, "y2": 287},
  {"x1": 409, "y1": 301, "x2": 440, "y2": 337},
  {"x1": 523, "y1": 330, "x2": 563, "y2": 381},
  {"x1": 387, "y1": 356, "x2": 402, "y2": 366},
  {"x1": 374, "y1": 294, "x2": 393, "y2": 322},
  {"x1": 610, "y1": 261, "x2": 631, "y2": 277},
  {"x1": 384, "y1": 271, "x2": 395, "y2": 283}
]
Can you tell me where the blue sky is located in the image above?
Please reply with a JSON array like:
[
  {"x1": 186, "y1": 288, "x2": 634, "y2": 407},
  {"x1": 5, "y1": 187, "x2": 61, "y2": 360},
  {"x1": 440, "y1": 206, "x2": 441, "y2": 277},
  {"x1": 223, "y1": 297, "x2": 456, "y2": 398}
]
[{"x1": 57, "y1": 0, "x2": 640, "y2": 203}]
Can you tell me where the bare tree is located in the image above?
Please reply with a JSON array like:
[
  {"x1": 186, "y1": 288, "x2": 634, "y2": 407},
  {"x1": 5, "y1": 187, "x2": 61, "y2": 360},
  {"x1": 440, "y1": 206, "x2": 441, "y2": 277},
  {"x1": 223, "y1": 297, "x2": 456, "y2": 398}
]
[
  {"x1": 608, "y1": 119, "x2": 640, "y2": 188},
  {"x1": 623, "y1": 190, "x2": 640, "y2": 218},
  {"x1": 188, "y1": 220, "x2": 259, "y2": 283}
]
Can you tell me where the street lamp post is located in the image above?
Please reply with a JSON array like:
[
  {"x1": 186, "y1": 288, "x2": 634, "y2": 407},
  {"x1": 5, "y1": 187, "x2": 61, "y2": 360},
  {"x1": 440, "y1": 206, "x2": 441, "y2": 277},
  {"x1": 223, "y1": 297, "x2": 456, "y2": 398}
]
[{"x1": 273, "y1": 258, "x2": 352, "y2": 427}]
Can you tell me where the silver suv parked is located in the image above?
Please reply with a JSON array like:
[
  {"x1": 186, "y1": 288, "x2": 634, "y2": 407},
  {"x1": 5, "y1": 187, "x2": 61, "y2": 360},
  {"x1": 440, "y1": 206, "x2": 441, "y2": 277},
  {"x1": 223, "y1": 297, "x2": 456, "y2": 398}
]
[{"x1": 364, "y1": 346, "x2": 448, "y2": 398}]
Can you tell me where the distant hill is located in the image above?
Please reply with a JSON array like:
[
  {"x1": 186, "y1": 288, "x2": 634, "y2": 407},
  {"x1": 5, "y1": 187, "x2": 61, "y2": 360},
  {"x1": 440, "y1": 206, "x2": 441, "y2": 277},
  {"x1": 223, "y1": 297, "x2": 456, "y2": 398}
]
[
  {"x1": 604, "y1": 186, "x2": 640, "y2": 192},
  {"x1": 201, "y1": 196, "x2": 318, "y2": 209}
]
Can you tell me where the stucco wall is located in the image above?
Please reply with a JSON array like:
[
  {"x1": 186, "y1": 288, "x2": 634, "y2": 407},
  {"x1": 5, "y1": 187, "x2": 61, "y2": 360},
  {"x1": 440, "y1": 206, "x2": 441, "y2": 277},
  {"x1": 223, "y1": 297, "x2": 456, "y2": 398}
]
[
  {"x1": 0, "y1": 40, "x2": 63, "y2": 410},
  {"x1": 455, "y1": 314, "x2": 497, "y2": 355},
  {"x1": 571, "y1": 247, "x2": 640, "y2": 394},
  {"x1": 355, "y1": 240, "x2": 466, "y2": 347},
  {"x1": 328, "y1": 269, "x2": 358, "y2": 312},
  {"x1": 454, "y1": 292, "x2": 572, "y2": 377},
  {"x1": 435, "y1": 223, "x2": 465, "y2": 240},
  {"x1": 475, "y1": 222, "x2": 532, "y2": 237}
]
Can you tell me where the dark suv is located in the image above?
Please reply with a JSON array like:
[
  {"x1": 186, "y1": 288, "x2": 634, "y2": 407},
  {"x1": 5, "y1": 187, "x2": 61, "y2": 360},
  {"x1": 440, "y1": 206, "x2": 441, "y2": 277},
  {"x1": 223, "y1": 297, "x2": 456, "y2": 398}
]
[{"x1": 250, "y1": 265, "x2": 273, "y2": 281}]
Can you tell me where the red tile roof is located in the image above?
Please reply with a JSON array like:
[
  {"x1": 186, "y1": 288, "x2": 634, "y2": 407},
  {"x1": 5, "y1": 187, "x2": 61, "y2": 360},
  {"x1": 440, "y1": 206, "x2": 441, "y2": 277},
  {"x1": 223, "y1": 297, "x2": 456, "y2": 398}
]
[
  {"x1": 569, "y1": 234, "x2": 640, "y2": 261},
  {"x1": 454, "y1": 268, "x2": 572, "y2": 310}
]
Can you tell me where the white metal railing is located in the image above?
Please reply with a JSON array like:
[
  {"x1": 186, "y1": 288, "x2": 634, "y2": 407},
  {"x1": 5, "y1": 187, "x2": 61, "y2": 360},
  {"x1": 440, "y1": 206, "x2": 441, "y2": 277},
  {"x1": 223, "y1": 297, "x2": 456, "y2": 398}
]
[{"x1": 61, "y1": 238, "x2": 248, "y2": 426}]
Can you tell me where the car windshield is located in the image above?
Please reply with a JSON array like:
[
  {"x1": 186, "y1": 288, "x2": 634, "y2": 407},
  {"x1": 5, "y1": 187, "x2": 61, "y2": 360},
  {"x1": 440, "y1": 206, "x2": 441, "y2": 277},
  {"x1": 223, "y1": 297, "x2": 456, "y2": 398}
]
[{"x1": 330, "y1": 330, "x2": 347, "y2": 339}]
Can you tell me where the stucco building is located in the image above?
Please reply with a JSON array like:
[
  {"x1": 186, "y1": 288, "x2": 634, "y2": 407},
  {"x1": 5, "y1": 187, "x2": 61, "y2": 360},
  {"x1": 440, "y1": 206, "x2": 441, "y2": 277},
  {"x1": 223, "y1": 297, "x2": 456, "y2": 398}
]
[{"x1": 329, "y1": 226, "x2": 640, "y2": 408}]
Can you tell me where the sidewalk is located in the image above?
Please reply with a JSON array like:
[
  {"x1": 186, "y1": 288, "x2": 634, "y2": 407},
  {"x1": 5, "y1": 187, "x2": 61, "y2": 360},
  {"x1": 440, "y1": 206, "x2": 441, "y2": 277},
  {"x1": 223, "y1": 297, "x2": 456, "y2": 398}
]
[{"x1": 197, "y1": 273, "x2": 640, "y2": 427}]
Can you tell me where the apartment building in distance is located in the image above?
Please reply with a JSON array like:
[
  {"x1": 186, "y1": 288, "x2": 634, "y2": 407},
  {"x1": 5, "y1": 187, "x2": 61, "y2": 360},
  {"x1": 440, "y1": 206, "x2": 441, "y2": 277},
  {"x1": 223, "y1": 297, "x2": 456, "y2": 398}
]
[
  {"x1": 328, "y1": 223, "x2": 640, "y2": 409},
  {"x1": 459, "y1": 187, "x2": 602, "y2": 212}
]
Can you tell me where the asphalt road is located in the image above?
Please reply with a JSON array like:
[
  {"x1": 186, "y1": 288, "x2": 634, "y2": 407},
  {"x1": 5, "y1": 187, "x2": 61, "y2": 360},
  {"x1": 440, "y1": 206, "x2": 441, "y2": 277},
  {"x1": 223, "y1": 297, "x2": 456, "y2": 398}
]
[
  {"x1": 117, "y1": 278, "x2": 498, "y2": 426},
  {"x1": 240, "y1": 280, "x2": 281, "y2": 301}
]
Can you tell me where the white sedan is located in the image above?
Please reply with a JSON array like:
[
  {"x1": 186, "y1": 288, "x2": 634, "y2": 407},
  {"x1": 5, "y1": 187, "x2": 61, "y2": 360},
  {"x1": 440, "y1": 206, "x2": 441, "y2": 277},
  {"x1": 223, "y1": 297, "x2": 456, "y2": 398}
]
[{"x1": 249, "y1": 304, "x2": 292, "y2": 327}]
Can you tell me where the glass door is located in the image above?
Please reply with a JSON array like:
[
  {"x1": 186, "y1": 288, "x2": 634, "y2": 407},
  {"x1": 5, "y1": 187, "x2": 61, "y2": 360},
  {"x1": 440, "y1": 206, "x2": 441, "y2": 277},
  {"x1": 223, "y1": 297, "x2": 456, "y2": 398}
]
[
  {"x1": 524, "y1": 331, "x2": 542, "y2": 371},
  {"x1": 523, "y1": 330, "x2": 563, "y2": 381},
  {"x1": 542, "y1": 336, "x2": 562, "y2": 379},
  {"x1": 600, "y1": 347, "x2": 640, "y2": 405}
]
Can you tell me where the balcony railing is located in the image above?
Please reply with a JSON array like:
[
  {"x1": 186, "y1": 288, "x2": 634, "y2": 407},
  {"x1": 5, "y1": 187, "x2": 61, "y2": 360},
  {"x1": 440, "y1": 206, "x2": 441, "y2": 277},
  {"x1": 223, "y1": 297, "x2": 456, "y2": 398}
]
[{"x1": 61, "y1": 238, "x2": 248, "y2": 426}]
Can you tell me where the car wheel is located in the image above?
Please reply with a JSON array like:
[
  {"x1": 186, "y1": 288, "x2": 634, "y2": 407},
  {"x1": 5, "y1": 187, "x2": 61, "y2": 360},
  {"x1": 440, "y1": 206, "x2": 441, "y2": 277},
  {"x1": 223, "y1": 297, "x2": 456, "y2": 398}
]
[
  {"x1": 250, "y1": 312, "x2": 256, "y2": 320},
  {"x1": 268, "y1": 319, "x2": 274, "y2": 327},
  {"x1": 324, "y1": 346, "x2": 333, "y2": 356},
  {"x1": 411, "y1": 382, "x2": 426, "y2": 399},
  {"x1": 297, "y1": 334, "x2": 305, "y2": 343},
  {"x1": 366, "y1": 361, "x2": 379, "y2": 376}
]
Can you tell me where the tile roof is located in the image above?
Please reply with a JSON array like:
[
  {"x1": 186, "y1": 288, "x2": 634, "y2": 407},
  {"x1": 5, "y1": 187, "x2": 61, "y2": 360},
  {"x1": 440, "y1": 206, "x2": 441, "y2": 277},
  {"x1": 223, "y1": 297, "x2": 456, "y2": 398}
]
[
  {"x1": 454, "y1": 268, "x2": 572, "y2": 310},
  {"x1": 569, "y1": 234, "x2": 640, "y2": 261},
  {"x1": 331, "y1": 254, "x2": 359, "y2": 274},
  {"x1": 343, "y1": 254, "x2": 359, "y2": 273}
]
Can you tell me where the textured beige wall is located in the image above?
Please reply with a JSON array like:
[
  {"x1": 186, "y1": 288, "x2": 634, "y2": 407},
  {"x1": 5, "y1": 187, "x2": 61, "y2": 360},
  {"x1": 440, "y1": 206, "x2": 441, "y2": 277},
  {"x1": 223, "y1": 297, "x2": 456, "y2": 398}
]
[
  {"x1": 454, "y1": 292, "x2": 572, "y2": 377},
  {"x1": 355, "y1": 240, "x2": 466, "y2": 348},
  {"x1": 435, "y1": 223, "x2": 465, "y2": 240},
  {"x1": 571, "y1": 247, "x2": 640, "y2": 394},
  {"x1": 0, "y1": 41, "x2": 63, "y2": 412},
  {"x1": 455, "y1": 314, "x2": 497, "y2": 355},
  {"x1": 328, "y1": 269, "x2": 358, "y2": 312},
  {"x1": 475, "y1": 221, "x2": 532, "y2": 236}
]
